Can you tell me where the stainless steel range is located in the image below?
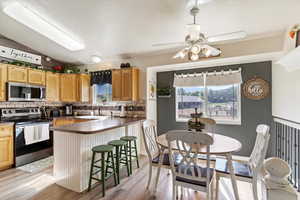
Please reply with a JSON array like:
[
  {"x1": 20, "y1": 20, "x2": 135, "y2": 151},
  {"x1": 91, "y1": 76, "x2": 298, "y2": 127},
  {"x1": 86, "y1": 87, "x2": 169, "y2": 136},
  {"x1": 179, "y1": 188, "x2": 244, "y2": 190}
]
[{"x1": 1, "y1": 108, "x2": 52, "y2": 167}]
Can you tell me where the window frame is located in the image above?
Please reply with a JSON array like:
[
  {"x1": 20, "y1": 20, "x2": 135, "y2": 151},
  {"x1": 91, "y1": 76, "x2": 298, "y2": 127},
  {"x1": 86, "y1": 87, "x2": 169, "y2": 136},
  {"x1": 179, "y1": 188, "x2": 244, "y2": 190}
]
[
  {"x1": 92, "y1": 83, "x2": 112, "y2": 105},
  {"x1": 175, "y1": 84, "x2": 241, "y2": 125}
]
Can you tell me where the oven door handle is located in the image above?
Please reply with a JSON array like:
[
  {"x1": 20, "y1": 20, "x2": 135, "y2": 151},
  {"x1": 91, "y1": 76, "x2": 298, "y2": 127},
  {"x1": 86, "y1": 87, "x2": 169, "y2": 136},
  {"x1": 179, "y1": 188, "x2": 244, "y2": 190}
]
[{"x1": 16, "y1": 122, "x2": 50, "y2": 128}]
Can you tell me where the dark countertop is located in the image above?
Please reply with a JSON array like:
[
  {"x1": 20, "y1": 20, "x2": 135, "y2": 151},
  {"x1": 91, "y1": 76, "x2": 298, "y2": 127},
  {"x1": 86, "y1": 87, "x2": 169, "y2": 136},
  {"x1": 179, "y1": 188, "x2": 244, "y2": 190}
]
[
  {"x1": 0, "y1": 122, "x2": 15, "y2": 126},
  {"x1": 52, "y1": 117, "x2": 145, "y2": 134}
]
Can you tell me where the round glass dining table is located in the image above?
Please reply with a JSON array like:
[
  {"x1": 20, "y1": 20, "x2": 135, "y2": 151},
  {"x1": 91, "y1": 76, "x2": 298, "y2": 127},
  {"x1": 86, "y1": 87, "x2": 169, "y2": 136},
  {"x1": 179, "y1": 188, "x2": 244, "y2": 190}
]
[{"x1": 156, "y1": 132, "x2": 242, "y2": 200}]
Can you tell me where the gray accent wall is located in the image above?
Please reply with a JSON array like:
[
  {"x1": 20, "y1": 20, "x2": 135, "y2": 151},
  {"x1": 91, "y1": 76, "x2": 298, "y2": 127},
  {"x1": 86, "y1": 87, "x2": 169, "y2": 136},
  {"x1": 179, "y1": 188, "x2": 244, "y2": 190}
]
[{"x1": 157, "y1": 61, "x2": 272, "y2": 156}]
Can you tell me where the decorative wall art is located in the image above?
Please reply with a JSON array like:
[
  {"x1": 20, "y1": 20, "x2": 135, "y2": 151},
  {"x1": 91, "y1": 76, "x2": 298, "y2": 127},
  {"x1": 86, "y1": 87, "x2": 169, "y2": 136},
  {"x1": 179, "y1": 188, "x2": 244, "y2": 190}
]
[{"x1": 243, "y1": 77, "x2": 270, "y2": 100}]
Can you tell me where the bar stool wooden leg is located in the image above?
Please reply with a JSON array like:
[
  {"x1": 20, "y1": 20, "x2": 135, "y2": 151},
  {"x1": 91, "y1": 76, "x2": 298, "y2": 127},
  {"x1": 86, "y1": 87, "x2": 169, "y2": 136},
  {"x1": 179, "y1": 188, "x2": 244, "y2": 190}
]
[
  {"x1": 129, "y1": 141, "x2": 132, "y2": 174},
  {"x1": 123, "y1": 144, "x2": 130, "y2": 176},
  {"x1": 110, "y1": 151, "x2": 117, "y2": 186},
  {"x1": 133, "y1": 140, "x2": 140, "y2": 168},
  {"x1": 101, "y1": 152, "x2": 105, "y2": 197},
  {"x1": 115, "y1": 146, "x2": 120, "y2": 185},
  {"x1": 88, "y1": 151, "x2": 96, "y2": 191}
]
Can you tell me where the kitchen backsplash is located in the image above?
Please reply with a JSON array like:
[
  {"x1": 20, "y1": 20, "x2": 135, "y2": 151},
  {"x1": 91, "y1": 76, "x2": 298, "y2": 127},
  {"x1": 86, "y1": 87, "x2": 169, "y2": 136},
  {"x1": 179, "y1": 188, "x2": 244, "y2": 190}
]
[
  {"x1": 73, "y1": 101, "x2": 146, "y2": 118},
  {"x1": 0, "y1": 101, "x2": 64, "y2": 108},
  {"x1": 0, "y1": 101, "x2": 146, "y2": 118}
]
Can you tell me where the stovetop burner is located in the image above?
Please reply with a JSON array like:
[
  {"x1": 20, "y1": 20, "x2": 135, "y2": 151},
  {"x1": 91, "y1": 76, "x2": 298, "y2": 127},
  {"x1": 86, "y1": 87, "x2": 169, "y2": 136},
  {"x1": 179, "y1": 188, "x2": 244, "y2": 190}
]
[{"x1": 0, "y1": 107, "x2": 49, "y2": 125}]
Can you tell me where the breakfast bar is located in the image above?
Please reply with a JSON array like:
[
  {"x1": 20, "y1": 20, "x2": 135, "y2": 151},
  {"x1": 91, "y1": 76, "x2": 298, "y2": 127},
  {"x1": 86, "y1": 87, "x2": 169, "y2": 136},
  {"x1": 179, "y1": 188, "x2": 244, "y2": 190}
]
[{"x1": 52, "y1": 117, "x2": 145, "y2": 193}]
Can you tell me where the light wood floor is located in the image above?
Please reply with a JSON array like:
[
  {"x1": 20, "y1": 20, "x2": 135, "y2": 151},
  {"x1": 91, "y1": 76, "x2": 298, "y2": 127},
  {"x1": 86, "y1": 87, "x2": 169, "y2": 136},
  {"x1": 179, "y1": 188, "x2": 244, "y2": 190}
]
[{"x1": 0, "y1": 156, "x2": 257, "y2": 200}]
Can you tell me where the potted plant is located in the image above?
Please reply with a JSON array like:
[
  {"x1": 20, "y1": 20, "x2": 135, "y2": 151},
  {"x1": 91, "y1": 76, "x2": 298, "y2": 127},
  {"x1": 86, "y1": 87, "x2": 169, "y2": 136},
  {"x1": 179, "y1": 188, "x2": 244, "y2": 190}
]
[{"x1": 157, "y1": 87, "x2": 172, "y2": 98}]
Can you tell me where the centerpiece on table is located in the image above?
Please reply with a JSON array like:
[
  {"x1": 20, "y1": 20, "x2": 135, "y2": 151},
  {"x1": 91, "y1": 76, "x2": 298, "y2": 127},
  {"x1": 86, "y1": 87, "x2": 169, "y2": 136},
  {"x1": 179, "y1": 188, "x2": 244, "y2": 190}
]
[{"x1": 188, "y1": 108, "x2": 205, "y2": 132}]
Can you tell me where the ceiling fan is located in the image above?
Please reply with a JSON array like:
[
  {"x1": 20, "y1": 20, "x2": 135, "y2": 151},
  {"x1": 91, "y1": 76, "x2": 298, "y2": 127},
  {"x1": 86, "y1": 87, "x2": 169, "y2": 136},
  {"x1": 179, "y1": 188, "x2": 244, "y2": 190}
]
[{"x1": 152, "y1": 0, "x2": 247, "y2": 61}]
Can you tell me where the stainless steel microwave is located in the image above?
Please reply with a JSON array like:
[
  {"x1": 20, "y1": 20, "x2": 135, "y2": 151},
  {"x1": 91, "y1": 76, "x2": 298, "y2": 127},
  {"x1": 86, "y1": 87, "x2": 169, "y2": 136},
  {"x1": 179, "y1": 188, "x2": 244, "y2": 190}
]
[{"x1": 7, "y1": 82, "x2": 46, "y2": 101}]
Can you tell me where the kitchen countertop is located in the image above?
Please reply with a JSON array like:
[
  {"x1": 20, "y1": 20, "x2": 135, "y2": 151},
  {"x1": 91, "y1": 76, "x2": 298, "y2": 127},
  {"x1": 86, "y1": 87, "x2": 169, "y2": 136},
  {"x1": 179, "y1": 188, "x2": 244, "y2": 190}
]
[
  {"x1": 0, "y1": 122, "x2": 15, "y2": 126},
  {"x1": 52, "y1": 117, "x2": 145, "y2": 134}
]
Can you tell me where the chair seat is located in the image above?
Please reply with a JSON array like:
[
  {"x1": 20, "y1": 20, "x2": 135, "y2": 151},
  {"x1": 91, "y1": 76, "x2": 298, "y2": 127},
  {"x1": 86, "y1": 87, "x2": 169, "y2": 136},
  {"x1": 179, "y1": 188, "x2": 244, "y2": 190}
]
[
  {"x1": 175, "y1": 165, "x2": 214, "y2": 187},
  {"x1": 92, "y1": 145, "x2": 114, "y2": 153},
  {"x1": 215, "y1": 158, "x2": 252, "y2": 178},
  {"x1": 108, "y1": 140, "x2": 127, "y2": 146},
  {"x1": 152, "y1": 153, "x2": 182, "y2": 166},
  {"x1": 120, "y1": 136, "x2": 137, "y2": 141}
]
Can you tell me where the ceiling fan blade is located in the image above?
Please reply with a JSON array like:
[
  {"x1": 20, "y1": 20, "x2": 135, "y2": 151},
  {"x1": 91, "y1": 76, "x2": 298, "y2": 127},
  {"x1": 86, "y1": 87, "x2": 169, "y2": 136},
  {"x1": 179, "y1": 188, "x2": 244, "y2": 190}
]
[
  {"x1": 207, "y1": 31, "x2": 247, "y2": 43},
  {"x1": 201, "y1": 44, "x2": 221, "y2": 57},
  {"x1": 152, "y1": 42, "x2": 186, "y2": 47}
]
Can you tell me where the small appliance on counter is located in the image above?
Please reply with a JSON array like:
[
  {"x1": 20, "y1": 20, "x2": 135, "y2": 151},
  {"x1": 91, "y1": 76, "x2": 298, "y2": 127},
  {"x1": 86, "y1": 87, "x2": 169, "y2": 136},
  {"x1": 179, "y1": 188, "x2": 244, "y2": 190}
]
[
  {"x1": 65, "y1": 104, "x2": 73, "y2": 116},
  {"x1": 119, "y1": 105, "x2": 126, "y2": 118}
]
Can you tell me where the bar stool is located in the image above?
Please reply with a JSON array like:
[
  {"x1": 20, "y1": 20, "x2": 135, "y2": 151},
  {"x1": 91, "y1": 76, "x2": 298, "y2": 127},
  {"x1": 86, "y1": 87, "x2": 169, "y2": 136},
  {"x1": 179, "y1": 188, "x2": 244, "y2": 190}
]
[
  {"x1": 88, "y1": 144, "x2": 117, "y2": 197},
  {"x1": 108, "y1": 140, "x2": 130, "y2": 184},
  {"x1": 120, "y1": 136, "x2": 140, "y2": 174}
]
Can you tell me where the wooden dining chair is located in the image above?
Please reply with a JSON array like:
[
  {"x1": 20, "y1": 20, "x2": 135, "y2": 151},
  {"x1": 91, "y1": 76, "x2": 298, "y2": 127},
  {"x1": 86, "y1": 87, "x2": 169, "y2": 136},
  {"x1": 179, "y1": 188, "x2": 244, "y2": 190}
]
[
  {"x1": 215, "y1": 124, "x2": 270, "y2": 200},
  {"x1": 141, "y1": 120, "x2": 181, "y2": 191},
  {"x1": 166, "y1": 130, "x2": 215, "y2": 200}
]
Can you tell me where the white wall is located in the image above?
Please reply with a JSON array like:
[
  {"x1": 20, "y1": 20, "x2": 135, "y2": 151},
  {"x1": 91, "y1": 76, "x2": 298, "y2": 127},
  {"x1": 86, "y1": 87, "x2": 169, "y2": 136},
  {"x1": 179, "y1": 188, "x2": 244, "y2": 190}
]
[
  {"x1": 272, "y1": 63, "x2": 300, "y2": 123},
  {"x1": 78, "y1": 34, "x2": 285, "y2": 114}
]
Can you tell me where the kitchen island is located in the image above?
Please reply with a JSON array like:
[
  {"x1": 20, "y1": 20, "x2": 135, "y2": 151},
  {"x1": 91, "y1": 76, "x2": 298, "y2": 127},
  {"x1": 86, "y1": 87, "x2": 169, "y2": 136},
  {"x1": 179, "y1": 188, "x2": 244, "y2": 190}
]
[{"x1": 52, "y1": 116, "x2": 145, "y2": 193}]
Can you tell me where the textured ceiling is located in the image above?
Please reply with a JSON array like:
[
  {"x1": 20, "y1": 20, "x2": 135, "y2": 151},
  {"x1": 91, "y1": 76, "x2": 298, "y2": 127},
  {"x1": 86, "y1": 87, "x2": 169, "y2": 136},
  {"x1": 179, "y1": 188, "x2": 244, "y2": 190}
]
[{"x1": 0, "y1": 0, "x2": 299, "y2": 64}]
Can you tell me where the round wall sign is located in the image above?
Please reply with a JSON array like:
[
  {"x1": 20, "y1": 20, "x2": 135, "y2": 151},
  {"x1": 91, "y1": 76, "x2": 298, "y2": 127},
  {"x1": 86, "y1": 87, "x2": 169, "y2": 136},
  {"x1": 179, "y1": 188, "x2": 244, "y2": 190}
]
[{"x1": 243, "y1": 77, "x2": 270, "y2": 100}]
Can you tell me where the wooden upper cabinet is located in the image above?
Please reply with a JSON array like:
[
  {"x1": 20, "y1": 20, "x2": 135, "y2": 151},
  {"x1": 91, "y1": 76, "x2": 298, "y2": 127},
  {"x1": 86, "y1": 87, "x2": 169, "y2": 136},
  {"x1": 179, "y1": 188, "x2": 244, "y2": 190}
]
[
  {"x1": 112, "y1": 68, "x2": 139, "y2": 101},
  {"x1": 112, "y1": 69, "x2": 122, "y2": 101},
  {"x1": 0, "y1": 124, "x2": 14, "y2": 170},
  {"x1": 7, "y1": 65, "x2": 28, "y2": 83},
  {"x1": 121, "y1": 69, "x2": 132, "y2": 101},
  {"x1": 0, "y1": 65, "x2": 7, "y2": 101},
  {"x1": 46, "y1": 72, "x2": 60, "y2": 102},
  {"x1": 78, "y1": 74, "x2": 91, "y2": 103},
  {"x1": 131, "y1": 68, "x2": 139, "y2": 101},
  {"x1": 60, "y1": 74, "x2": 78, "y2": 102},
  {"x1": 28, "y1": 69, "x2": 46, "y2": 85}
]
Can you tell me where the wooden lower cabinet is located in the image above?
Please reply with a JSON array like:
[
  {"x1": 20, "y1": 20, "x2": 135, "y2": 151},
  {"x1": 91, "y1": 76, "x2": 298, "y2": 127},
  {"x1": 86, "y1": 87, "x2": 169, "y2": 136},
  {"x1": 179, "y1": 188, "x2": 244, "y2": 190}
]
[
  {"x1": 28, "y1": 69, "x2": 46, "y2": 85},
  {"x1": 53, "y1": 118, "x2": 90, "y2": 127},
  {"x1": 46, "y1": 72, "x2": 60, "y2": 102},
  {"x1": 0, "y1": 65, "x2": 7, "y2": 101},
  {"x1": 0, "y1": 124, "x2": 14, "y2": 170},
  {"x1": 60, "y1": 74, "x2": 78, "y2": 102},
  {"x1": 7, "y1": 65, "x2": 28, "y2": 83}
]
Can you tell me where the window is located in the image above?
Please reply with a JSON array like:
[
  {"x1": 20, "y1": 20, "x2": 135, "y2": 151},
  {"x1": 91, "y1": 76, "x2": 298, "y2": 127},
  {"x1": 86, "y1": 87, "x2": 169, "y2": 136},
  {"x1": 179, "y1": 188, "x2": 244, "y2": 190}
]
[
  {"x1": 92, "y1": 83, "x2": 112, "y2": 104},
  {"x1": 176, "y1": 84, "x2": 241, "y2": 124}
]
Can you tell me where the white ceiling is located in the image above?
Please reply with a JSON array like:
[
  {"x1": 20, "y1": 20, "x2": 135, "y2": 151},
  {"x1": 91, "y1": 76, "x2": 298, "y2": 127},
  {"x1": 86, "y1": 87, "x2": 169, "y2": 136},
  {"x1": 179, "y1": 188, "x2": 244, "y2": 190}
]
[{"x1": 0, "y1": 0, "x2": 299, "y2": 64}]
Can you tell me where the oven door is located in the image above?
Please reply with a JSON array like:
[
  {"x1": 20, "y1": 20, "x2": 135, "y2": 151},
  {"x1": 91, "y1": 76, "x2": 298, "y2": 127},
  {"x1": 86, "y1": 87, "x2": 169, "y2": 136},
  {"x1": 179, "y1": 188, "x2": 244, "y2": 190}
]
[{"x1": 15, "y1": 122, "x2": 52, "y2": 166}]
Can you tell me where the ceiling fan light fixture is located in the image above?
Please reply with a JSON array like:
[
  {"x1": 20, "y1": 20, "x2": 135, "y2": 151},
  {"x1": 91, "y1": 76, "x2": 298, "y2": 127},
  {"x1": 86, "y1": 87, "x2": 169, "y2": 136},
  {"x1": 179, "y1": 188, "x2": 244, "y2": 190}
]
[
  {"x1": 190, "y1": 53, "x2": 199, "y2": 61},
  {"x1": 191, "y1": 44, "x2": 201, "y2": 54},
  {"x1": 174, "y1": 48, "x2": 188, "y2": 59},
  {"x1": 202, "y1": 48, "x2": 212, "y2": 57}
]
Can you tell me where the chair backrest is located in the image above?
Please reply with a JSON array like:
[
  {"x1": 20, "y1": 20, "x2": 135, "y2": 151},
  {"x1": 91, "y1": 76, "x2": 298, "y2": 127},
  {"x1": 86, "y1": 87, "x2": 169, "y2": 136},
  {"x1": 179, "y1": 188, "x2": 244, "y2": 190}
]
[
  {"x1": 141, "y1": 120, "x2": 160, "y2": 160},
  {"x1": 249, "y1": 124, "x2": 270, "y2": 171},
  {"x1": 166, "y1": 130, "x2": 214, "y2": 187}
]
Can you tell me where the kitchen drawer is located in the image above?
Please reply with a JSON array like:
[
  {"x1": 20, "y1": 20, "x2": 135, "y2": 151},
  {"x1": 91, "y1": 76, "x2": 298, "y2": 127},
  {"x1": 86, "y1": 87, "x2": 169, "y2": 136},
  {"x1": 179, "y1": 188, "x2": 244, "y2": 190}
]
[{"x1": 0, "y1": 125, "x2": 13, "y2": 137}]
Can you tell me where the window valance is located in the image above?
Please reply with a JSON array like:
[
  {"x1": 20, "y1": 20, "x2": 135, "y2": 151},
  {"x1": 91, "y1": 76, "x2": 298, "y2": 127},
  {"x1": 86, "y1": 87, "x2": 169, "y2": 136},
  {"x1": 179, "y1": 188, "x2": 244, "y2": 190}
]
[
  {"x1": 173, "y1": 73, "x2": 205, "y2": 87},
  {"x1": 206, "y1": 69, "x2": 242, "y2": 86},
  {"x1": 173, "y1": 68, "x2": 242, "y2": 87},
  {"x1": 90, "y1": 70, "x2": 112, "y2": 85}
]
